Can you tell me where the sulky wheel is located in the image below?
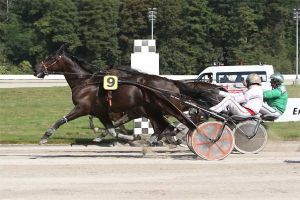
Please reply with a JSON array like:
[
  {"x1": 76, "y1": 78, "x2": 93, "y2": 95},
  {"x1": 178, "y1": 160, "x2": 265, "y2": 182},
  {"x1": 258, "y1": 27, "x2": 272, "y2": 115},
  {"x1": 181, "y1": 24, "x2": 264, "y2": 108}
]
[
  {"x1": 233, "y1": 121, "x2": 268, "y2": 154},
  {"x1": 186, "y1": 131, "x2": 195, "y2": 154},
  {"x1": 189, "y1": 121, "x2": 234, "y2": 161}
]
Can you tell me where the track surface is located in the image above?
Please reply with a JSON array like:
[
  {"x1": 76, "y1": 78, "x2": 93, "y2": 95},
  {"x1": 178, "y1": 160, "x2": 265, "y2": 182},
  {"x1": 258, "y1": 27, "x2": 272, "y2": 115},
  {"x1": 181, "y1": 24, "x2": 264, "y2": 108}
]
[{"x1": 1, "y1": 142, "x2": 300, "y2": 200}]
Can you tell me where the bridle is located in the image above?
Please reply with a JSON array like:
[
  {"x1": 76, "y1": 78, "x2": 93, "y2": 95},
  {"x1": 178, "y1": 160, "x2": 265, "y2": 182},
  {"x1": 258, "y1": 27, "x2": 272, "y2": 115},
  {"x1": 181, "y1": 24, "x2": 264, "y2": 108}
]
[
  {"x1": 41, "y1": 55, "x2": 62, "y2": 75},
  {"x1": 37, "y1": 54, "x2": 105, "y2": 82}
]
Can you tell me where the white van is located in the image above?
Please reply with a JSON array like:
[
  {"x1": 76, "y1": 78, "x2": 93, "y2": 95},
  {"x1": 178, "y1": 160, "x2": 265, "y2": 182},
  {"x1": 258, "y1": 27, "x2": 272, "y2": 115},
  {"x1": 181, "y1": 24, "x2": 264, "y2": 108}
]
[{"x1": 196, "y1": 65, "x2": 274, "y2": 93}]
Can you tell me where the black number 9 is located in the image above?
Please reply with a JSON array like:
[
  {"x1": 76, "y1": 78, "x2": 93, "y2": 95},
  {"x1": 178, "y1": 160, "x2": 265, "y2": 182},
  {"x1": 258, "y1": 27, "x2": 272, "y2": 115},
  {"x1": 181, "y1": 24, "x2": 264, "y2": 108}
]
[{"x1": 107, "y1": 77, "x2": 115, "y2": 87}]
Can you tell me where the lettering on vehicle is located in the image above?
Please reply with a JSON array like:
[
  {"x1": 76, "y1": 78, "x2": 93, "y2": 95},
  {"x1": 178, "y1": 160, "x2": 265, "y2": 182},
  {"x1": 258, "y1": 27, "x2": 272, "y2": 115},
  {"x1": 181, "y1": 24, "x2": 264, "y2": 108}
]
[{"x1": 293, "y1": 108, "x2": 300, "y2": 115}]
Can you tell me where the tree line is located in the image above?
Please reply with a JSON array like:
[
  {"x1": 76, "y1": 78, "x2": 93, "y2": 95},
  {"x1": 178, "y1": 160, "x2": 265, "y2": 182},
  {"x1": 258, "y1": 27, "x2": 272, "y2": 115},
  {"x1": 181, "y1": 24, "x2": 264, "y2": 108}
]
[{"x1": 0, "y1": 0, "x2": 299, "y2": 74}]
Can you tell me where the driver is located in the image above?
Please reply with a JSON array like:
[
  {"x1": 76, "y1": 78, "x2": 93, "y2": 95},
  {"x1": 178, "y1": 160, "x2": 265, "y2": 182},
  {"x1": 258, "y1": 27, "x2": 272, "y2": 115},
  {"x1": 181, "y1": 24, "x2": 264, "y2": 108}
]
[
  {"x1": 260, "y1": 72, "x2": 288, "y2": 118},
  {"x1": 210, "y1": 73, "x2": 263, "y2": 117}
]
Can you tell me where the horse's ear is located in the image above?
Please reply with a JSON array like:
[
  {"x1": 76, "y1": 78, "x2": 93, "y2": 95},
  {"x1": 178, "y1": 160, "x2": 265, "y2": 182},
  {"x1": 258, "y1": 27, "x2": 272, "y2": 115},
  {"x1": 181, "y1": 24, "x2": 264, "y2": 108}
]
[{"x1": 56, "y1": 44, "x2": 67, "y2": 56}]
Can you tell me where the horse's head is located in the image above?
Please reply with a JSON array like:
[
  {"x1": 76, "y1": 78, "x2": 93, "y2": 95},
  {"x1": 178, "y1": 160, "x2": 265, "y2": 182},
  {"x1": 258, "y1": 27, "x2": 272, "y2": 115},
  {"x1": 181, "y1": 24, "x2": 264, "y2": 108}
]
[
  {"x1": 33, "y1": 45, "x2": 67, "y2": 78},
  {"x1": 33, "y1": 54, "x2": 64, "y2": 78}
]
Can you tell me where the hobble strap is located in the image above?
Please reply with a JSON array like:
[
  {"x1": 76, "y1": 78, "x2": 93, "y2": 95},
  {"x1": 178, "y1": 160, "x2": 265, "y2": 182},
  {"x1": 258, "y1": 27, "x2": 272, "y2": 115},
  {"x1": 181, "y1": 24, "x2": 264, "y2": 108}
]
[{"x1": 63, "y1": 116, "x2": 68, "y2": 124}]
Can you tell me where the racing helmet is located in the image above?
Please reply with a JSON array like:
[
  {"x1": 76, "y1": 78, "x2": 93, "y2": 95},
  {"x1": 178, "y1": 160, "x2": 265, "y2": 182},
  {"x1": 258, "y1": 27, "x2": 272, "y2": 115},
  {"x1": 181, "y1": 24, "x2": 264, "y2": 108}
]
[
  {"x1": 246, "y1": 73, "x2": 261, "y2": 86},
  {"x1": 270, "y1": 72, "x2": 284, "y2": 84}
]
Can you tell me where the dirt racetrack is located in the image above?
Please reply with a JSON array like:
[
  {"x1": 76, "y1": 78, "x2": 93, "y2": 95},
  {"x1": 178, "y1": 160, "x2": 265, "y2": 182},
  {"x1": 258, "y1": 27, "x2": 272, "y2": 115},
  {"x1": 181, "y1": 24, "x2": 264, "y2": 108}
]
[{"x1": 1, "y1": 141, "x2": 300, "y2": 200}]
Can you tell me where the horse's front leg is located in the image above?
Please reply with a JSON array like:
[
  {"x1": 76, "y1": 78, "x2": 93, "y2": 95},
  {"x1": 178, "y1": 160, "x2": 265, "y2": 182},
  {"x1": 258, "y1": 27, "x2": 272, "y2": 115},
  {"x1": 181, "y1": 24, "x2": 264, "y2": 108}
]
[
  {"x1": 89, "y1": 115, "x2": 95, "y2": 130},
  {"x1": 40, "y1": 106, "x2": 85, "y2": 144}
]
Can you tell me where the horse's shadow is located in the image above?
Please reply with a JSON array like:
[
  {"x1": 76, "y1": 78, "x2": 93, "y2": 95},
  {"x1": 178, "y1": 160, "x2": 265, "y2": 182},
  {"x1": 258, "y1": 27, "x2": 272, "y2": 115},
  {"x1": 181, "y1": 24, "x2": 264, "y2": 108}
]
[
  {"x1": 28, "y1": 139, "x2": 197, "y2": 160},
  {"x1": 30, "y1": 153, "x2": 197, "y2": 160}
]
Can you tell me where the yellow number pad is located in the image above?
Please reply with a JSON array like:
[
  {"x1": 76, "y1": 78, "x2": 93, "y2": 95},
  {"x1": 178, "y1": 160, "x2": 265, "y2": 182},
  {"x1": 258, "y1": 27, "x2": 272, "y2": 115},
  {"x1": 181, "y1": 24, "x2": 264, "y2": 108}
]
[{"x1": 103, "y1": 75, "x2": 118, "y2": 90}]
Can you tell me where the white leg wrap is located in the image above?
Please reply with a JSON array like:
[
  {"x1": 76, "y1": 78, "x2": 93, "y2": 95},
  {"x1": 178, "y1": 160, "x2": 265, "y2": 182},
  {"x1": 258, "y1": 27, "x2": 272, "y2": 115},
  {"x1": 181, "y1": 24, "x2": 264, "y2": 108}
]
[{"x1": 107, "y1": 128, "x2": 117, "y2": 137}]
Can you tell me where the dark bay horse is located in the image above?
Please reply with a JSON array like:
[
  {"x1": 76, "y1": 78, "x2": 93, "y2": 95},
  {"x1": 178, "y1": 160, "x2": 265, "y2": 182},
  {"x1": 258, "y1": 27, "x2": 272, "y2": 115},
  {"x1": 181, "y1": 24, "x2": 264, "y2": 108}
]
[
  {"x1": 33, "y1": 52, "x2": 204, "y2": 144},
  {"x1": 88, "y1": 67, "x2": 225, "y2": 143},
  {"x1": 97, "y1": 68, "x2": 224, "y2": 127},
  {"x1": 89, "y1": 77, "x2": 225, "y2": 143}
]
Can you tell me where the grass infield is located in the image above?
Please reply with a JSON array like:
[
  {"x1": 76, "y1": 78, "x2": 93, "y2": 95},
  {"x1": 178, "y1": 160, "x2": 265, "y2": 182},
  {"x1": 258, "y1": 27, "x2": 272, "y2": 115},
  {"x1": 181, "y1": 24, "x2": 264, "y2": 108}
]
[{"x1": 0, "y1": 86, "x2": 299, "y2": 144}]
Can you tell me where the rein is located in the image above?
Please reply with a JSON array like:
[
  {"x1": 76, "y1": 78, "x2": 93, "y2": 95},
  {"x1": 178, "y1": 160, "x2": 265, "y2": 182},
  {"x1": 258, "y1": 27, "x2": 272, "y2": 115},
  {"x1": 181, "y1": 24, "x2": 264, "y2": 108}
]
[
  {"x1": 43, "y1": 71, "x2": 104, "y2": 78},
  {"x1": 40, "y1": 67, "x2": 107, "y2": 84}
]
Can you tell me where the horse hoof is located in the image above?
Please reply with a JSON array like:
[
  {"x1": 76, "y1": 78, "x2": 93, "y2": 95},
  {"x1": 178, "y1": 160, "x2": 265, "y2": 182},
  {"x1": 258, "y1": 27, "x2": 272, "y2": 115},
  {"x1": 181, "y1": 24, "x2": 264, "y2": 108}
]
[
  {"x1": 176, "y1": 139, "x2": 182, "y2": 145},
  {"x1": 148, "y1": 140, "x2": 163, "y2": 147},
  {"x1": 134, "y1": 135, "x2": 142, "y2": 140},
  {"x1": 93, "y1": 137, "x2": 102, "y2": 143},
  {"x1": 39, "y1": 138, "x2": 48, "y2": 145},
  {"x1": 149, "y1": 135, "x2": 158, "y2": 144}
]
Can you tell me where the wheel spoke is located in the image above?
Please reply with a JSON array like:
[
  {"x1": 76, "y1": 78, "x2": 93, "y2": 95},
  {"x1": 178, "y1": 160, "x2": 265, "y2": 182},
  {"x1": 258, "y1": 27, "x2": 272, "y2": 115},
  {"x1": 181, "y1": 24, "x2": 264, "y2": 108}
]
[
  {"x1": 215, "y1": 142, "x2": 226, "y2": 154},
  {"x1": 213, "y1": 124, "x2": 221, "y2": 138},
  {"x1": 206, "y1": 146, "x2": 211, "y2": 158},
  {"x1": 217, "y1": 136, "x2": 231, "y2": 142},
  {"x1": 194, "y1": 140, "x2": 211, "y2": 145},
  {"x1": 199, "y1": 128, "x2": 211, "y2": 140}
]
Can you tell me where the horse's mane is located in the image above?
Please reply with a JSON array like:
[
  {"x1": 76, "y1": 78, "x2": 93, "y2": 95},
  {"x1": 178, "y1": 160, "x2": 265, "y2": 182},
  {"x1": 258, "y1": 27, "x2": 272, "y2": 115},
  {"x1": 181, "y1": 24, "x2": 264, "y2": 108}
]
[
  {"x1": 68, "y1": 55, "x2": 100, "y2": 74},
  {"x1": 115, "y1": 68, "x2": 177, "y2": 82},
  {"x1": 115, "y1": 68, "x2": 150, "y2": 75}
]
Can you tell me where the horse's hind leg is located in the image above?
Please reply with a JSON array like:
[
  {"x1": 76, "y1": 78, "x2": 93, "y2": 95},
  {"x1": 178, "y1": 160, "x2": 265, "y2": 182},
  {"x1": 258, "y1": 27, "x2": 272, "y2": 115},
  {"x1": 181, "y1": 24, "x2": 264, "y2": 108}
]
[
  {"x1": 40, "y1": 106, "x2": 85, "y2": 144},
  {"x1": 112, "y1": 114, "x2": 131, "y2": 127},
  {"x1": 94, "y1": 115, "x2": 136, "y2": 143},
  {"x1": 93, "y1": 115, "x2": 118, "y2": 143}
]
